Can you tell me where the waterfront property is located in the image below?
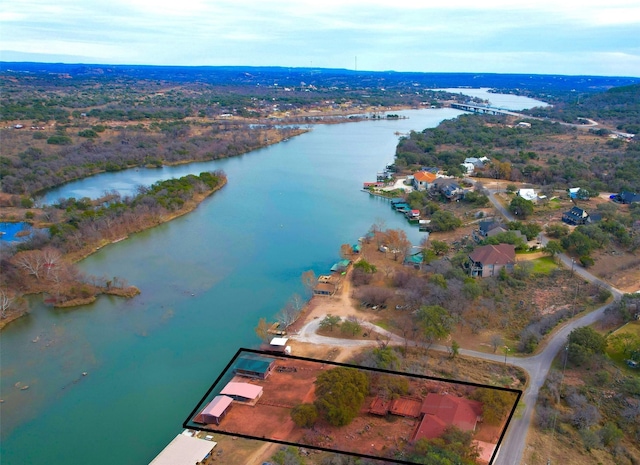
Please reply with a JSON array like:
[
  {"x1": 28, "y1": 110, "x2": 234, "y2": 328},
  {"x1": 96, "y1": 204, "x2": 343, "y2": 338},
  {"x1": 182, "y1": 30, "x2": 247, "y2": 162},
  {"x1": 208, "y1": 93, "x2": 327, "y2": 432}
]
[
  {"x1": 260, "y1": 337, "x2": 292, "y2": 355},
  {"x1": 313, "y1": 282, "x2": 337, "y2": 296},
  {"x1": 200, "y1": 395, "x2": 234, "y2": 425},
  {"x1": 233, "y1": 355, "x2": 276, "y2": 379},
  {"x1": 149, "y1": 432, "x2": 216, "y2": 465},
  {"x1": 413, "y1": 171, "x2": 438, "y2": 191},
  {"x1": 220, "y1": 382, "x2": 264, "y2": 403},
  {"x1": 330, "y1": 259, "x2": 351, "y2": 273}
]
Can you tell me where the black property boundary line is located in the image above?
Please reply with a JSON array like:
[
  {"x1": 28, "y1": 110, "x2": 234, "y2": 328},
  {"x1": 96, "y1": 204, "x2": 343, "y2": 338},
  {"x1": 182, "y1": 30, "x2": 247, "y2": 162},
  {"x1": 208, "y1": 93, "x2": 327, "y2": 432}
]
[{"x1": 183, "y1": 347, "x2": 522, "y2": 465}]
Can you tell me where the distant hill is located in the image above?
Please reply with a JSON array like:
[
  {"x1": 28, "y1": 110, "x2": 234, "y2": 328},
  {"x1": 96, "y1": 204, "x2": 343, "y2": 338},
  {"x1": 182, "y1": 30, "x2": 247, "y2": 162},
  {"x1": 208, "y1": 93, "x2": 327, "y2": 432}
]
[{"x1": 2, "y1": 61, "x2": 638, "y2": 93}]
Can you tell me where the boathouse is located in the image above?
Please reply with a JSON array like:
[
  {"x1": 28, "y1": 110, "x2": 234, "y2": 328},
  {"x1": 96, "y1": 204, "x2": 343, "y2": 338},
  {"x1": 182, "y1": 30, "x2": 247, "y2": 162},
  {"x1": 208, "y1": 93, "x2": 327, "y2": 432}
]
[
  {"x1": 260, "y1": 337, "x2": 292, "y2": 355},
  {"x1": 313, "y1": 282, "x2": 336, "y2": 296},
  {"x1": 149, "y1": 433, "x2": 216, "y2": 465},
  {"x1": 220, "y1": 382, "x2": 263, "y2": 402},
  {"x1": 200, "y1": 395, "x2": 233, "y2": 425},
  {"x1": 233, "y1": 355, "x2": 276, "y2": 379}
]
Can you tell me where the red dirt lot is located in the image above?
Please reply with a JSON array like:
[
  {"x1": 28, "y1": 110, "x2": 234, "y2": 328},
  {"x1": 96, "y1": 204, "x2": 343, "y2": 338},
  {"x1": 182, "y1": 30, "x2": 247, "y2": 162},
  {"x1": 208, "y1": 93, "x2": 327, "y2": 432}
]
[{"x1": 193, "y1": 355, "x2": 511, "y2": 463}]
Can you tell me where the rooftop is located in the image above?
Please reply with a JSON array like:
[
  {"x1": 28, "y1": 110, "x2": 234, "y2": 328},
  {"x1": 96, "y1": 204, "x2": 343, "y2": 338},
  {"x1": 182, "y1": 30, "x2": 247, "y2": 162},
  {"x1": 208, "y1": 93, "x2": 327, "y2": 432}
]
[
  {"x1": 469, "y1": 244, "x2": 516, "y2": 265},
  {"x1": 149, "y1": 434, "x2": 216, "y2": 465},
  {"x1": 220, "y1": 382, "x2": 263, "y2": 400}
]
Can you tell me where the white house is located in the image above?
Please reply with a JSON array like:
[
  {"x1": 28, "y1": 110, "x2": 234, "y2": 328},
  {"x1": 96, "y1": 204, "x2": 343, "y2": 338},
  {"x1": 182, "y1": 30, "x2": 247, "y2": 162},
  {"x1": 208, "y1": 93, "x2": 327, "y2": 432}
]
[{"x1": 518, "y1": 189, "x2": 537, "y2": 201}]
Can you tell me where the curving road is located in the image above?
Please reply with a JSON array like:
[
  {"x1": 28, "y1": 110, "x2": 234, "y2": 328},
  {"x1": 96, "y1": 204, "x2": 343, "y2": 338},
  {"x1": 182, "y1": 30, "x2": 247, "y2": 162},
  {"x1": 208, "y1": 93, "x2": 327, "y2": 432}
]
[
  {"x1": 290, "y1": 188, "x2": 624, "y2": 465},
  {"x1": 292, "y1": 290, "x2": 619, "y2": 465}
]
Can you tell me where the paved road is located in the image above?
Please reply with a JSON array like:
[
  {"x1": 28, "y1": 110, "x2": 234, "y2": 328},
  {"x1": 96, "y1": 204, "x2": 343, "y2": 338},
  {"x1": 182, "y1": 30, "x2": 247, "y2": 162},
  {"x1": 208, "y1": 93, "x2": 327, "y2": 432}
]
[
  {"x1": 481, "y1": 185, "x2": 623, "y2": 464},
  {"x1": 292, "y1": 290, "x2": 619, "y2": 465},
  {"x1": 290, "y1": 187, "x2": 625, "y2": 464}
]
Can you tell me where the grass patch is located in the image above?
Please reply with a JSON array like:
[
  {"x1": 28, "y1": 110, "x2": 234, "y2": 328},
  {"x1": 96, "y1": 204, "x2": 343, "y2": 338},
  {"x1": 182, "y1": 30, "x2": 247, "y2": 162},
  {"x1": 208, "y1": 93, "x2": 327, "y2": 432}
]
[
  {"x1": 374, "y1": 321, "x2": 390, "y2": 330},
  {"x1": 531, "y1": 256, "x2": 558, "y2": 275},
  {"x1": 606, "y1": 321, "x2": 640, "y2": 371}
]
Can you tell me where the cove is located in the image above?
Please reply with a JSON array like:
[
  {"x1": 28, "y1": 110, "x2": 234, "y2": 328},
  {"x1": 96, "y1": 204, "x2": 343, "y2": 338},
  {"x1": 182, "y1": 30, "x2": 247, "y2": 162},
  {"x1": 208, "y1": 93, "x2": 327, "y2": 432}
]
[{"x1": 0, "y1": 93, "x2": 546, "y2": 465}]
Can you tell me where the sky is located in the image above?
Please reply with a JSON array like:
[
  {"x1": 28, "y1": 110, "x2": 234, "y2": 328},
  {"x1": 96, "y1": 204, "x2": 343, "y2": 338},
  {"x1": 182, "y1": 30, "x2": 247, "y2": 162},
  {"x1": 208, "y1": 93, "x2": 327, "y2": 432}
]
[{"x1": 1, "y1": 0, "x2": 639, "y2": 76}]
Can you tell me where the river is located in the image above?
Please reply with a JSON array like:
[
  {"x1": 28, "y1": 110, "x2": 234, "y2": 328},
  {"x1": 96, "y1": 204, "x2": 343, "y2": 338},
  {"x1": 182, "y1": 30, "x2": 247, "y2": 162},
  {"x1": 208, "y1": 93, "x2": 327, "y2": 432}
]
[{"x1": 0, "y1": 91, "x2": 546, "y2": 465}]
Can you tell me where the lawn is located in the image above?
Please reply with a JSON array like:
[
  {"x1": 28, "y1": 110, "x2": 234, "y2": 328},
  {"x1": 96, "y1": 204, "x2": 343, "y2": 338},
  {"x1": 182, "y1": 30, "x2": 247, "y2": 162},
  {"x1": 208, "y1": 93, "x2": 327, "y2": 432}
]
[
  {"x1": 530, "y1": 256, "x2": 558, "y2": 275},
  {"x1": 606, "y1": 321, "x2": 640, "y2": 371}
]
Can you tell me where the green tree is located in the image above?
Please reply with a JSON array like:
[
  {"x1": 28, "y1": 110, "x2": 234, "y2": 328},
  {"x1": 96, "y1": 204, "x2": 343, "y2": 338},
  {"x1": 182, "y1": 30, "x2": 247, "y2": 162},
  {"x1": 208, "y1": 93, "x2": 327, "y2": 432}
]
[
  {"x1": 353, "y1": 260, "x2": 376, "y2": 273},
  {"x1": 579, "y1": 255, "x2": 595, "y2": 268},
  {"x1": 319, "y1": 314, "x2": 341, "y2": 332},
  {"x1": 417, "y1": 305, "x2": 454, "y2": 346},
  {"x1": 291, "y1": 403, "x2": 318, "y2": 428},
  {"x1": 544, "y1": 240, "x2": 564, "y2": 257},
  {"x1": 314, "y1": 367, "x2": 369, "y2": 426},
  {"x1": 561, "y1": 230, "x2": 596, "y2": 256},
  {"x1": 430, "y1": 211, "x2": 462, "y2": 232},
  {"x1": 509, "y1": 196, "x2": 534, "y2": 219},
  {"x1": 431, "y1": 240, "x2": 450, "y2": 256},
  {"x1": 545, "y1": 223, "x2": 570, "y2": 238},
  {"x1": 608, "y1": 332, "x2": 640, "y2": 356},
  {"x1": 449, "y1": 340, "x2": 460, "y2": 359},
  {"x1": 78, "y1": 129, "x2": 99, "y2": 138},
  {"x1": 340, "y1": 317, "x2": 362, "y2": 336},
  {"x1": 471, "y1": 388, "x2": 516, "y2": 425},
  {"x1": 599, "y1": 421, "x2": 623, "y2": 447},
  {"x1": 272, "y1": 446, "x2": 306, "y2": 465},
  {"x1": 567, "y1": 326, "x2": 607, "y2": 366}
]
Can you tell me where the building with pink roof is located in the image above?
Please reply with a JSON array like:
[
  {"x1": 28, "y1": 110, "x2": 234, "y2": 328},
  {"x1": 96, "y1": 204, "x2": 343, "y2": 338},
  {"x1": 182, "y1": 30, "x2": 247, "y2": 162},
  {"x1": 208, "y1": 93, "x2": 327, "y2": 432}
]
[{"x1": 200, "y1": 395, "x2": 233, "y2": 425}]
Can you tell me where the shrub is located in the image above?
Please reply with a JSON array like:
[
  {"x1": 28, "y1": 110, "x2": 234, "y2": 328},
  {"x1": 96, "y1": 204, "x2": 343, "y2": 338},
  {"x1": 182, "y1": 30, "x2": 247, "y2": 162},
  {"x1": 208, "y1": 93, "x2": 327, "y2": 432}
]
[
  {"x1": 291, "y1": 403, "x2": 318, "y2": 428},
  {"x1": 78, "y1": 129, "x2": 99, "y2": 138},
  {"x1": 579, "y1": 255, "x2": 595, "y2": 267},
  {"x1": 47, "y1": 134, "x2": 72, "y2": 145}
]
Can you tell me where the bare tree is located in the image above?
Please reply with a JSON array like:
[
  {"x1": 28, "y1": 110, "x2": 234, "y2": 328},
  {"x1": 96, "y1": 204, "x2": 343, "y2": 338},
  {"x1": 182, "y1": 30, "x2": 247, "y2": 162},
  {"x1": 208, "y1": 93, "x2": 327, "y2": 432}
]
[
  {"x1": 277, "y1": 293, "x2": 304, "y2": 328},
  {"x1": 369, "y1": 218, "x2": 386, "y2": 246},
  {"x1": 491, "y1": 334, "x2": 504, "y2": 353},
  {"x1": 41, "y1": 247, "x2": 63, "y2": 280},
  {"x1": 0, "y1": 288, "x2": 15, "y2": 318},
  {"x1": 13, "y1": 250, "x2": 45, "y2": 280}
]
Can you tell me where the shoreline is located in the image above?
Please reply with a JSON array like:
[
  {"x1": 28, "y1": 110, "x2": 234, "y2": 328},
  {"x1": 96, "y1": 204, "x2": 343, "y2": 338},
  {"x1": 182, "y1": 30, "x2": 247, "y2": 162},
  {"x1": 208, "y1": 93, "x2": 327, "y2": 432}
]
[{"x1": 0, "y1": 177, "x2": 227, "y2": 330}]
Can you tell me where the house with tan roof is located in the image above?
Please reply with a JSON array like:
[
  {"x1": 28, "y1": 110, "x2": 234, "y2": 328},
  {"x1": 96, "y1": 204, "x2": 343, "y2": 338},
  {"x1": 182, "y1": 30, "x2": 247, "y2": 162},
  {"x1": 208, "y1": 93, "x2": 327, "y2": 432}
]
[
  {"x1": 412, "y1": 171, "x2": 438, "y2": 191},
  {"x1": 467, "y1": 244, "x2": 516, "y2": 277}
]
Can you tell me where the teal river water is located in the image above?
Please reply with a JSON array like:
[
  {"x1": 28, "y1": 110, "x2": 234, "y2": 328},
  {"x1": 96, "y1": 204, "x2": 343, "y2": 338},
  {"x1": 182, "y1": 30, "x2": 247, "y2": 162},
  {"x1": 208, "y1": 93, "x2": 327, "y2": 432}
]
[{"x1": 0, "y1": 91, "x2": 545, "y2": 465}]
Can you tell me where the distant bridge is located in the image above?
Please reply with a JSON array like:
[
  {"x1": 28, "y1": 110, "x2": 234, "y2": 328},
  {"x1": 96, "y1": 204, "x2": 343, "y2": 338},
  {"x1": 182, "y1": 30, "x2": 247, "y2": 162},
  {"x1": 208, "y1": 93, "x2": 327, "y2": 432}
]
[{"x1": 450, "y1": 102, "x2": 520, "y2": 116}]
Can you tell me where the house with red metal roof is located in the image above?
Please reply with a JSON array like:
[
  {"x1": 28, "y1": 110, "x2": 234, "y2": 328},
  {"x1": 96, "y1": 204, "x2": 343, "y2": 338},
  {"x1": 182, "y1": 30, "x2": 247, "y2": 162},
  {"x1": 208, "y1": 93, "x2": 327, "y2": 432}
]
[
  {"x1": 412, "y1": 393, "x2": 483, "y2": 442},
  {"x1": 467, "y1": 244, "x2": 516, "y2": 278}
]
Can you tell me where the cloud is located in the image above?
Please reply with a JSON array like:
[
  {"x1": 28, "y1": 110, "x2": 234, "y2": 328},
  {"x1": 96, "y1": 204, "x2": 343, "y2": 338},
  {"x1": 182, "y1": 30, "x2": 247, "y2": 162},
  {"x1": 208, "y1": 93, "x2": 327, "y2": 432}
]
[{"x1": 1, "y1": 0, "x2": 638, "y2": 75}]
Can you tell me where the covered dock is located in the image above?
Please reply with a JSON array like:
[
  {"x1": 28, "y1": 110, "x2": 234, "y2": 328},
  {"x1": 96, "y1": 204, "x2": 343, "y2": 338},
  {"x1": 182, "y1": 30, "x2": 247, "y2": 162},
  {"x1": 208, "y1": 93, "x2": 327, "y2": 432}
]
[
  {"x1": 233, "y1": 355, "x2": 276, "y2": 379},
  {"x1": 220, "y1": 381, "x2": 263, "y2": 402},
  {"x1": 199, "y1": 395, "x2": 233, "y2": 425},
  {"x1": 149, "y1": 433, "x2": 216, "y2": 465}
]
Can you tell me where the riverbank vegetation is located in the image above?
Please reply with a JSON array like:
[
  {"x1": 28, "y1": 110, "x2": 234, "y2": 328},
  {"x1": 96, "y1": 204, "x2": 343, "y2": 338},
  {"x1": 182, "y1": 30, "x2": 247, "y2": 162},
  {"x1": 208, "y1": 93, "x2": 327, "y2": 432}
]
[{"x1": 0, "y1": 171, "x2": 226, "y2": 328}]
